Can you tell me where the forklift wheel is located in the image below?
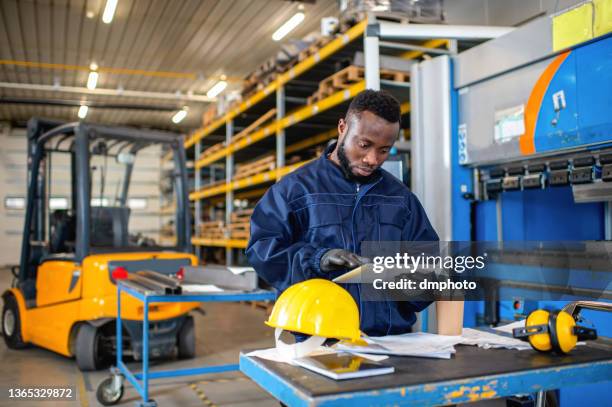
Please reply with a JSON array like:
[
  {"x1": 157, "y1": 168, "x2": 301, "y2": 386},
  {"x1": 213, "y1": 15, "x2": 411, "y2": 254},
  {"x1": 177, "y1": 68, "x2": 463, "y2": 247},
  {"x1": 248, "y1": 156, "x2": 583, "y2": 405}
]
[
  {"x1": 177, "y1": 316, "x2": 195, "y2": 359},
  {"x1": 76, "y1": 323, "x2": 107, "y2": 371},
  {"x1": 2, "y1": 294, "x2": 28, "y2": 349},
  {"x1": 96, "y1": 377, "x2": 124, "y2": 406}
]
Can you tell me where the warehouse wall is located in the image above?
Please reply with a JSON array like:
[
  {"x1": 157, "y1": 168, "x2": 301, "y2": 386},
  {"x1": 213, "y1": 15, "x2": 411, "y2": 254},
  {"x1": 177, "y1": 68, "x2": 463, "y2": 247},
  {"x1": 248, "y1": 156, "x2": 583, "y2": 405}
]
[
  {"x1": 445, "y1": 0, "x2": 584, "y2": 26},
  {"x1": 0, "y1": 125, "x2": 27, "y2": 266}
]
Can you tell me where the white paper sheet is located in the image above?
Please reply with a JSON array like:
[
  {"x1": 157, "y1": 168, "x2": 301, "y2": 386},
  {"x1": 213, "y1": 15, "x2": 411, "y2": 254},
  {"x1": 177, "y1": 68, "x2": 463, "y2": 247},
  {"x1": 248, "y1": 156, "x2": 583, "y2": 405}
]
[
  {"x1": 337, "y1": 327, "x2": 536, "y2": 358},
  {"x1": 180, "y1": 284, "x2": 224, "y2": 293},
  {"x1": 460, "y1": 328, "x2": 532, "y2": 350},
  {"x1": 274, "y1": 327, "x2": 326, "y2": 360},
  {"x1": 492, "y1": 319, "x2": 526, "y2": 334},
  {"x1": 249, "y1": 323, "x2": 539, "y2": 365},
  {"x1": 337, "y1": 332, "x2": 460, "y2": 359}
]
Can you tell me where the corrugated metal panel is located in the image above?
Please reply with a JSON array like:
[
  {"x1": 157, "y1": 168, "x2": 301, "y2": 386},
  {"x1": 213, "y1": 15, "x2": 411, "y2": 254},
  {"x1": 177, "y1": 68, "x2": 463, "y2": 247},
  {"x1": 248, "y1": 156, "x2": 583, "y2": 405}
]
[{"x1": 0, "y1": 0, "x2": 339, "y2": 130}]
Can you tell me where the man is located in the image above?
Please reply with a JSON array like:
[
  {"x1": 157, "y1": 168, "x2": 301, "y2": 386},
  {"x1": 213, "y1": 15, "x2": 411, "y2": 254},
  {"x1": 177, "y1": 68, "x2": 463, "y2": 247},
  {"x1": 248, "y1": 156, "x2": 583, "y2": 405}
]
[{"x1": 246, "y1": 90, "x2": 438, "y2": 336}]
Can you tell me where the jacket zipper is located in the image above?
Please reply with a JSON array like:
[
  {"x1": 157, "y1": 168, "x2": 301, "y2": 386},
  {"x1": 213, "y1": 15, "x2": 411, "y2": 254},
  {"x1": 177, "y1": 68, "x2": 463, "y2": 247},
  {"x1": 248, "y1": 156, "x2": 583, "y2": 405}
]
[
  {"x1": 352, "y1": 183, "x2": 360, "y2": 251},
  {"x1": 350, "y1": 178, "x2": 391, "y2": 335}
]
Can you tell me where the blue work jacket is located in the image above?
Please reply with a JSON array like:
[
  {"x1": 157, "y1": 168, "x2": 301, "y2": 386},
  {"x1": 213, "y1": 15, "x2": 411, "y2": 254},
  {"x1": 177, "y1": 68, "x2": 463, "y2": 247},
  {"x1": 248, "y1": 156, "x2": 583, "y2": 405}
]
[{"x1": 246, "y1": 143, "x2": 439, "y2": 336}]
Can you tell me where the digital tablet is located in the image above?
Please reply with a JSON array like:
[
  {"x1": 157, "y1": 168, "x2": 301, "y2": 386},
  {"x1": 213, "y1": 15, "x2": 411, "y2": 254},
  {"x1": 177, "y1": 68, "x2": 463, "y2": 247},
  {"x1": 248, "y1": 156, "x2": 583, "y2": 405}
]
[{"x1": 294, "y1": 353, "x2": 394, "y2": 380}]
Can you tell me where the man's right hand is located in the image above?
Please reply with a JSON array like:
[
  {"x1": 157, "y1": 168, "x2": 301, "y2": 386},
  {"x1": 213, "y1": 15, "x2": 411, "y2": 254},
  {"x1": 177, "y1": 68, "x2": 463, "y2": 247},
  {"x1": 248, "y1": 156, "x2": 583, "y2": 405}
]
[{"x1": 320, "y1": 249, "x2": 371, "y2": 272}]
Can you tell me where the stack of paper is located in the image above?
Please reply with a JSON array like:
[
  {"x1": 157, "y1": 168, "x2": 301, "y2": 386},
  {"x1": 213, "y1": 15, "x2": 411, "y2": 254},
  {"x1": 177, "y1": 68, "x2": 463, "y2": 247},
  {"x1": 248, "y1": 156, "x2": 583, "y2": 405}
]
[
  {"x1": 337, "y1": 332, "x2": 461, "y2": 359},
  {"x1": 249, "y1": 321, "x2": 537, "y2": 366},
  {"x1": 337, "y1": 322, "x2": 536, "y2": 358}
]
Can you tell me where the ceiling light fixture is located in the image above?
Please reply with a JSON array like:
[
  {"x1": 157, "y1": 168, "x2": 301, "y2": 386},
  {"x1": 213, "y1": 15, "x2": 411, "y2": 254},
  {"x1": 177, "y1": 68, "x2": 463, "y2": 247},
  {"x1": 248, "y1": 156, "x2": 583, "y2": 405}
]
[
  {"x1": 206, "y1": 80, "x2": 227, "y2": 98},
  {"x1": 102, "y1": 0, "x2": 118, "y2": 24},
  {"x1": 87, "y1": 71, "x2": 99, "y2": 90},
  {"x1": 78, "y1": 105, "x2": 88, "y2": 119},
  {"x1": 272, "y1": 12, "x2": 305, "y2": 41},
  {"x1": 172, "y1": 107, "x2": 188, "y2": 124}
]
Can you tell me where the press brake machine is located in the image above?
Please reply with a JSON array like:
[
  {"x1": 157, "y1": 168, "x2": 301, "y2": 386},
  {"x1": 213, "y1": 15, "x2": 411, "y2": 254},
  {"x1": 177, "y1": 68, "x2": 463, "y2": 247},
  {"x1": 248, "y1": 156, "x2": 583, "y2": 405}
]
[{"x1": 410, "y1": 3, "x2": 612, "y2": 405}]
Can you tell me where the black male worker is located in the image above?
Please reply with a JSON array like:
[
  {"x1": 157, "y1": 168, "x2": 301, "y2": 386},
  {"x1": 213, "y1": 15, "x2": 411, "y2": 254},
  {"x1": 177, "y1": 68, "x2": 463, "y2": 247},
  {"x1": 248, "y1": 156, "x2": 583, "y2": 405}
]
[{"x1": 246, "y1": 90, "x2": 439, "y2": 336}]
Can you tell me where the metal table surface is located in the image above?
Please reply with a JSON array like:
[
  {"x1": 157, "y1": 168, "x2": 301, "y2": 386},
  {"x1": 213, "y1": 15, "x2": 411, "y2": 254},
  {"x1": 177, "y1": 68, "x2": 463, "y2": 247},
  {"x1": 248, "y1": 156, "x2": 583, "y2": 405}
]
[{"x1": 240, "y1": 342, "x2": 612, "y2": 406}]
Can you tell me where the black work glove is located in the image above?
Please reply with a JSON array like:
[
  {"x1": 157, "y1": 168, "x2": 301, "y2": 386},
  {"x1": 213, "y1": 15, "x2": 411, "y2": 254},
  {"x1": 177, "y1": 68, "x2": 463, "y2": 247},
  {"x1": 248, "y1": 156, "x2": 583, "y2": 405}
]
[{"x1": 320, "y1": 249, "x2": 371, "y2": 272}]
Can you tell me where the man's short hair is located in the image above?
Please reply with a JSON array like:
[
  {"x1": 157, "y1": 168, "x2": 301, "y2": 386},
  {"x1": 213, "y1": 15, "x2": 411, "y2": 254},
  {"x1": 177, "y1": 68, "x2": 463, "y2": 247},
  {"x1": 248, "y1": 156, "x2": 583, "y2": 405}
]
[{"x1": 346, "y1": 89, "x2": 401, "y2": 124}]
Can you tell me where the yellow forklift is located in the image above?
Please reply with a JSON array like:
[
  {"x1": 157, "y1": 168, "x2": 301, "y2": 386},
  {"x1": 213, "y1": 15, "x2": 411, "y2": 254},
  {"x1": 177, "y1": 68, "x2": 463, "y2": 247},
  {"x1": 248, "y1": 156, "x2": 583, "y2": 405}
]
[{"x1": 2, "y1": 118, "x2": 198, "y2": 370}]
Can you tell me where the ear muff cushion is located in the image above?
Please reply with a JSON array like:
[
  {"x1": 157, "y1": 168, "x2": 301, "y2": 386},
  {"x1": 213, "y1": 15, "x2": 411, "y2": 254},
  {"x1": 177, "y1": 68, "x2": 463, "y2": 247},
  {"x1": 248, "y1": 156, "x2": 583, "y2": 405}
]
[
  {"x1": 555, "y1": 310, "x2": 578, "y2": 354},
  {"x1": 526, "y1": 309, "x2": 552, "y2": 352}
]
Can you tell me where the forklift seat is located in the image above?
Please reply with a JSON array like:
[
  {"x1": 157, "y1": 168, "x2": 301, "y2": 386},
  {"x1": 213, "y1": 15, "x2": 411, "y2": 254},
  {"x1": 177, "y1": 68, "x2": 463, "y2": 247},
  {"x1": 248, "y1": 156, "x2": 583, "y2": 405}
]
[
  {"x1": 50, "y1": 210, "x2": 76, "y2": 254},
  {"x1": 90, "y1": 206, "x2": 131, "y2": 248}
]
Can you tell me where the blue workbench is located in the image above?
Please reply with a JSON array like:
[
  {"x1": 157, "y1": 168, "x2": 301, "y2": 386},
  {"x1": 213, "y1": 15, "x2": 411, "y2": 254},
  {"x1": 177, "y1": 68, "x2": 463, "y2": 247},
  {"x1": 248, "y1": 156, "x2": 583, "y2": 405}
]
[
  {"x1": 99, "y1": 281, "x2": 276, "y2": 407},
  {"x1": 240, "y1": 341, "x2": 612, "y2": 406}
]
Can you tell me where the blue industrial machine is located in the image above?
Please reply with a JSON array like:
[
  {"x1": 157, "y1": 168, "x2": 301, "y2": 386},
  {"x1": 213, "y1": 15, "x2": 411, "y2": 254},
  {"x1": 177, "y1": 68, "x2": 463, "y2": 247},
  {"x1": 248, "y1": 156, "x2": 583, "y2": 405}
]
[{"x1": 411, "y1": 4, "x2": 611, "y2": 405}]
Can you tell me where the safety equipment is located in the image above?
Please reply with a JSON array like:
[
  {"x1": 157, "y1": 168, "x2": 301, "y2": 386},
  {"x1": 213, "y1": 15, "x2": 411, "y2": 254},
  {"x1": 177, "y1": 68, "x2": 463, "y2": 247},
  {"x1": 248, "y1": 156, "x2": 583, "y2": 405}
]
[
  {"x1": 513, "y1": 309, "x2": 597, "y2": 354},
  {"x1": 320, "y1": 249, "x2": 371, "y2": 272},
  {"x1": 266, "y1": 278, "x2": 361, "y2": 342}
]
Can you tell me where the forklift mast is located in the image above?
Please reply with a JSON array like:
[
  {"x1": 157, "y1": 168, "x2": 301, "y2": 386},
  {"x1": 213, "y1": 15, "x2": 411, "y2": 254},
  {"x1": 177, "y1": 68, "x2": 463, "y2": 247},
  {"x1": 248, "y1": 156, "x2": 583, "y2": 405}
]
[{"x1": 18, "y1": 119, "x2": 192, "y2": 296}]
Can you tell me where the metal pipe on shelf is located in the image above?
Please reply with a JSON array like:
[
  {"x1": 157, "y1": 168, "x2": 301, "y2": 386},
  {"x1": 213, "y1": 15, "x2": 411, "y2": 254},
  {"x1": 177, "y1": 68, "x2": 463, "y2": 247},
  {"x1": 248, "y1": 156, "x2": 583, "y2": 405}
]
[
  {"x1": 136, "y1": 271, "x2": 181, "y2": 290},
  {"x1": 128, "y1": 274, "x2": 177, "y2": 295}
]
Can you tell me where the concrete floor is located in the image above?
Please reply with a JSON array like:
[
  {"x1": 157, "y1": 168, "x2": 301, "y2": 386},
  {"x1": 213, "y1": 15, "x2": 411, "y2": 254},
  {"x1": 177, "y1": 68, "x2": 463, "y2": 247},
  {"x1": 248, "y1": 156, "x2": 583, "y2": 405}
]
[{"x1": 0, "y1": 267, "x2": 278, "y2": 407}]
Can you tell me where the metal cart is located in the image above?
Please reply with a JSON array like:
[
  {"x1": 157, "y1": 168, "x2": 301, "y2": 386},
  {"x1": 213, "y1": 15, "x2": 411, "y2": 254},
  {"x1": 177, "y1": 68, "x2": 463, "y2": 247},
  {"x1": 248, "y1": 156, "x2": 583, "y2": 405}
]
[{"x1": 96, "y1": 281, "x2": 276, "y2": 406}]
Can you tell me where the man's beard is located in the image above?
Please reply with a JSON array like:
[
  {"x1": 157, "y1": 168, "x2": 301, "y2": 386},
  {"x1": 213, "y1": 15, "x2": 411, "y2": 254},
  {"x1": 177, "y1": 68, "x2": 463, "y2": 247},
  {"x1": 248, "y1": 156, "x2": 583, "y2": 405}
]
[{"x1": 337, "y1": 140, "x2": 380, "y2": 184}]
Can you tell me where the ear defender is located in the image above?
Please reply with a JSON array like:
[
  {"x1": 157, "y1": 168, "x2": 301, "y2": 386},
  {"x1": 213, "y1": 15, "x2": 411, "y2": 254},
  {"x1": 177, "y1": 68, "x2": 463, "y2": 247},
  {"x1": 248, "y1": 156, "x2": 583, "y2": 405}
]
[{"x1": 512, "y1": 309, "x2": 597, "y2": 354}]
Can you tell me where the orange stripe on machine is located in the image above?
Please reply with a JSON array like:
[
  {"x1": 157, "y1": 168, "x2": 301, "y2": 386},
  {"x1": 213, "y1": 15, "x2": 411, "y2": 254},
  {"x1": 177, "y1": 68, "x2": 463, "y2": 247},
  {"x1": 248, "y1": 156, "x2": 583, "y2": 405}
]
[{"x1": 519, "y1": 51, "x2": 570, "y2": 155}]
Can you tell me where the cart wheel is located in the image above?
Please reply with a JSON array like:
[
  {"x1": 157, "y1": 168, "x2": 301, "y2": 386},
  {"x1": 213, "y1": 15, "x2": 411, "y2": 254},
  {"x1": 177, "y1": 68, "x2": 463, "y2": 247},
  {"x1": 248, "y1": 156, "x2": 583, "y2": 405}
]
[{"x1": 96, "y1": 376, "x2": 124, "y2": 406}]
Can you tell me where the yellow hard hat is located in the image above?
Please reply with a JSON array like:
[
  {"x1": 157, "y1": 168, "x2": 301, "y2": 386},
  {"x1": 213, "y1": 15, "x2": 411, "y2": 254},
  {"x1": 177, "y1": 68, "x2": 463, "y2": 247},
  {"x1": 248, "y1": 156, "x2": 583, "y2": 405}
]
[{"x1": 265, "y1": 278, "x2": 361, "y2": 342}]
